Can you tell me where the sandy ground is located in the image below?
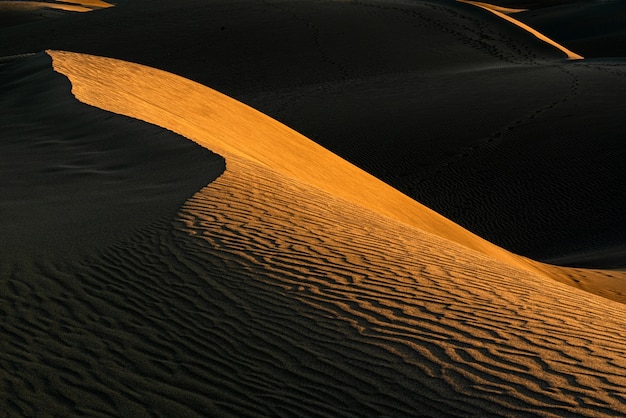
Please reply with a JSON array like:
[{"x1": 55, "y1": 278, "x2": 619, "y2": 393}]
[{"x1": 2, "y1": 0, "x2": 626, "y2": 416}]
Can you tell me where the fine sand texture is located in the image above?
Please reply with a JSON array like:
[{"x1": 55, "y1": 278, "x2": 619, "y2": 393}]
[
  {"x1": 2, "y1": 0, "x2": 626, "y2": 416},
  {"x1": 2, "y1": 0, "x2": 624, "y2": 266}
]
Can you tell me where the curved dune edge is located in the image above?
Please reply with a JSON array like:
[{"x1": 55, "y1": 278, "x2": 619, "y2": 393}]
[
  {"x1": 47, "y1": 50, "x2": 537, "y2": 270},
  {"x1": 47, "y1": 49, "x2": 626, "y2": 304},
  {"x1": 0, "y1": 51, "x2": 224, "y2": 260},
  {"x1": 459, "y1": 0, "x2": 583, "y2": 60}
]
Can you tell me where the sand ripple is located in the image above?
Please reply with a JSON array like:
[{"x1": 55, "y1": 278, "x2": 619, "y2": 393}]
[
  {"x1": 3, "y1": 50, "x2": 626, "y2": 416},
  {"x1": 5, "y1": 153, "x2": 626, "y2": 416}
]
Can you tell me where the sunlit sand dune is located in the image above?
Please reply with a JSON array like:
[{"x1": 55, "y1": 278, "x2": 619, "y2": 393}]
[
  {"x1": 48, "y1": 50, "x2": 626, "y2": 302},
  {"x1": 2, "y1": 49, "x2": 626, "y2": 416},
  {"x1": 48, "y1": 50, "x2": 537, "y2": 274}
]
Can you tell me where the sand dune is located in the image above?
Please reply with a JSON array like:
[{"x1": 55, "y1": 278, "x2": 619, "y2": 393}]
[
  {"x1": 2, "y1": 49, "x2": 626, "y2": 416},
  {"x1": 47, "y1": 50, "x2": 536, "y2": 273},
  {"x1": 0, "y1": 1, "x2": 91, "y2": 13},
  {"x1": 3, "y1": 0, "x2": 626, "y2": 416}
]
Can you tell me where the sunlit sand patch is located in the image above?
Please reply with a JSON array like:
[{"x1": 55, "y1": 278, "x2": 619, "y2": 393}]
[
  {"x1": 0, "y1": 1, "x2": 91, "y2": 12},
  {"x1": 0, "y1": 0, "x2": 114, "y2": 13},
  {"x1": 57, "y1": 0, "x2": 114, "y2": 8},
  {"x1": 47, "y1": 50, "x2": 542, "y2": 277},
  {"x1": 459, "y1": 0, "x2": 584, "y2": 60}
]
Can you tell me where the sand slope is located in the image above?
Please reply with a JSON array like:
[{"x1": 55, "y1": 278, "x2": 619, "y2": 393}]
[{"x1": 3, "y1": 49, "x2": 626, "y2": 416}]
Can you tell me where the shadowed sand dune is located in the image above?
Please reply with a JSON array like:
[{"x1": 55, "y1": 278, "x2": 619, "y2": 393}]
[{"x1": 2, "y1": 49, "x2": 626, "y2": 416}]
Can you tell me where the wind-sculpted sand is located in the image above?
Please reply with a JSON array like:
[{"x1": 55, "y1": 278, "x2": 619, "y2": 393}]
[{"x1": 2, "y1": 49, "x2": 626, "y2": 416}]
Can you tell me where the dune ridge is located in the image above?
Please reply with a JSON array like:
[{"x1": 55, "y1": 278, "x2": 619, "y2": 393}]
[
  {"x1": 0, "y1": 1, "x2": 92, "y2": 12},
  {"x1": 0, "y1": 49, "x2": 616, "y2": 415},
  {"x1": 47, "y1": 49, "x2": 540, "y2": 275},
  {"x1": 48, "y1": 49, "x2": 626, "y2": 303}
]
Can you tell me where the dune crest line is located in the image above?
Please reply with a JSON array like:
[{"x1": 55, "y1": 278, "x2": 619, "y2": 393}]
[
  {"x1": 47, "y1": 49, "x2": 626, "y2": 304},
  {"x1": 459, "y1": 0, "x2": 584, "y2": 60},
  {"x1": 47, "y1": 49, "x2": 542, "y2": 275}
]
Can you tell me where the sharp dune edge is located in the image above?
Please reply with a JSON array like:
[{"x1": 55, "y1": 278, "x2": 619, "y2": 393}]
[{"x1": 2, "y1": 48, "x2": 626, "y2": 416}]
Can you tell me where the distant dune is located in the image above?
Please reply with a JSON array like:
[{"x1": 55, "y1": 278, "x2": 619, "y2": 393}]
[
  {"x1": 0, "y1": 0, "x2": 113, "y2": 27},
  {"x1": 2, "y1": 0, "x2": 626, "y2": 416},
  {"x1": 516, "y1": 0, "x2": 626, "y2": 57}
]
